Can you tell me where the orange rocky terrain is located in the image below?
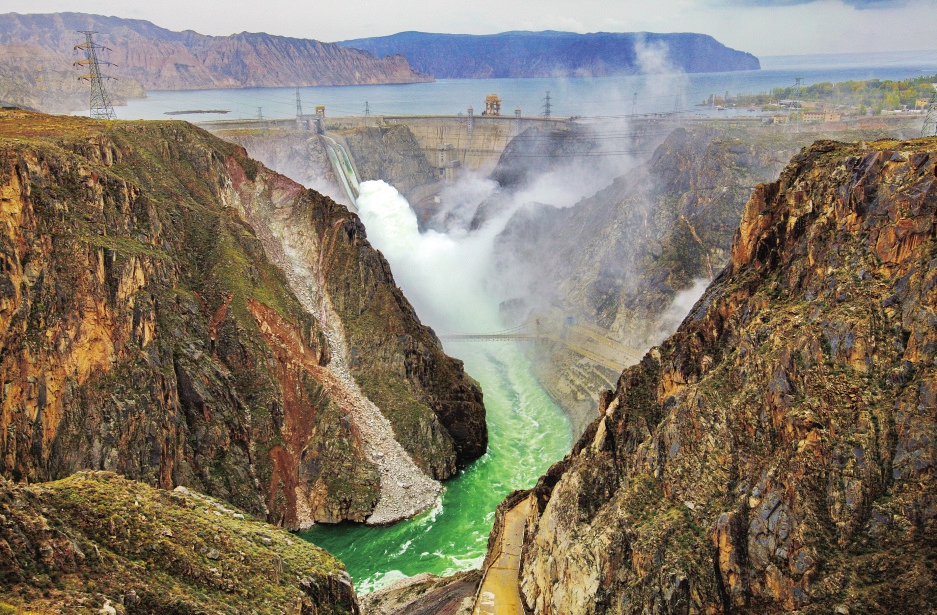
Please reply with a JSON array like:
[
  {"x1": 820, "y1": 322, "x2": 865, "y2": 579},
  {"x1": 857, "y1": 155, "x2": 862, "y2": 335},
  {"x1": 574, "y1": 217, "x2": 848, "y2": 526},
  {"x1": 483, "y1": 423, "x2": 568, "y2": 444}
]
[{"x1": 0, "y1": 109, "x2": 485, "y2": 531}]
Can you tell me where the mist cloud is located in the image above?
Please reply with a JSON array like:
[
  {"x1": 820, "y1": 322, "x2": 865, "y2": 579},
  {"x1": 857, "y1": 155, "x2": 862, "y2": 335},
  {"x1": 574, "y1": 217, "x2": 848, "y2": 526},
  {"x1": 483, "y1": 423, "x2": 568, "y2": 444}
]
[{"x1": 718, "y1": 0, "x2": 910, "y2": 8}]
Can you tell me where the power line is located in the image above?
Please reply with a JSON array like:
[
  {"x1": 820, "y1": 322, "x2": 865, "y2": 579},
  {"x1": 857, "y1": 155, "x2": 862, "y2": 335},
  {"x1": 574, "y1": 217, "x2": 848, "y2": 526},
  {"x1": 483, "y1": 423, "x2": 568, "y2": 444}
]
[
  {"x1": 73, "y1": 31, "x2": 116, "y2": 120},
  {"x1": 922, "y1": 84, "x2": 937, "y2": 137}
]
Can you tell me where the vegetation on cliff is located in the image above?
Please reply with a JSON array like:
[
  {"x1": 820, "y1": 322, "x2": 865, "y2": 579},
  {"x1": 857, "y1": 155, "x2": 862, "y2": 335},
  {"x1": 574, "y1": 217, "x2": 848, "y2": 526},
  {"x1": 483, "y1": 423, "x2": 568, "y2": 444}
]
[
  {"x1": 493, "y1": 121, "x2": 923, "y2": 433},
  {"x1": 0, "y1": 472, "x2": 358, "y2": 614},
  {"x1": 507, "y1": 137, "x2": 937, "y2": 613},
  {"x1": 0, "y1": 109, "x2": 484, "y2": 528}
]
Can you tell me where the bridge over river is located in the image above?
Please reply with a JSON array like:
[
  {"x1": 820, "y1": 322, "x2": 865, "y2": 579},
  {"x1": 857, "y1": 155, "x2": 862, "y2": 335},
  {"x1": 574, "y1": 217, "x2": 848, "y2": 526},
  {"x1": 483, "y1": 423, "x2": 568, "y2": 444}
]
[{"x1": 440, "y1": 319, "x2": 644, "y2": 374}]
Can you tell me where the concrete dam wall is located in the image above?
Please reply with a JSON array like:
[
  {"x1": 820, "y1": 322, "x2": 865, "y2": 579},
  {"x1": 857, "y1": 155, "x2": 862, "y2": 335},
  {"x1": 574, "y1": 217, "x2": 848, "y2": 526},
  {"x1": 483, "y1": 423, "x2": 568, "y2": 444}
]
[{"x1": 203, "y1": 114, "x2": 571, "y2": 224}]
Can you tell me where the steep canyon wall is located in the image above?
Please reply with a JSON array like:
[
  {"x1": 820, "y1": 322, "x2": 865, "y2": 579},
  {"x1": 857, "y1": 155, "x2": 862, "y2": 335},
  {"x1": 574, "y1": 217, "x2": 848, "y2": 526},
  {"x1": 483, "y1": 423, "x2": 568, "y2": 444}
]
[{"x1": 0, "y1": 110, "x2": 485, "y2": 531}]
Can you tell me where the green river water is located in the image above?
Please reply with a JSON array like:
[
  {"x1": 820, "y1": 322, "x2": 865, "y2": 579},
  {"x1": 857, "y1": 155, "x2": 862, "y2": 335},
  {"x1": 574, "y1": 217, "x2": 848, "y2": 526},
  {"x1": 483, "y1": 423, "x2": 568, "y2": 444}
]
[
  {"x1": 301, "y1": 179, "x2": 574, "y2": 593},
  {"x1": 302, "y1": 340, "x2": 572, "y2": 594}
]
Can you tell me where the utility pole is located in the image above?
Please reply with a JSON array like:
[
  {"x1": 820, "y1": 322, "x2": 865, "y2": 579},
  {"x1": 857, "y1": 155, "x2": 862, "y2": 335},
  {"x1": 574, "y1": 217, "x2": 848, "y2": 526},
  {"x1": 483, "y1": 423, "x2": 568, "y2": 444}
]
[
  {"x1": 632, "y1": 92, "x2": 638, "y2": 116},
  {"x1": 921, "y1": 84, "x2": 937, "y2": 137},
  {"x1": 73, "y1": 31, "x2": 116, "y2": 120},
  {"x1": 295, "y1": 88, "x2": 303, "y2": 129},
  {"x1": 542, "y1": 91, "x2": 552, "y2": 119}
]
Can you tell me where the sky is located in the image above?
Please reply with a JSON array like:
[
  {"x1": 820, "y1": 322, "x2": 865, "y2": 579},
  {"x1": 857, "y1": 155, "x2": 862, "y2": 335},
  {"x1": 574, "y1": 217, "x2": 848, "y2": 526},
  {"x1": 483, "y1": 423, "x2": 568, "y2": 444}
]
[{"x1": 2, "y1": 0, "x2": 936, "y2": 57}]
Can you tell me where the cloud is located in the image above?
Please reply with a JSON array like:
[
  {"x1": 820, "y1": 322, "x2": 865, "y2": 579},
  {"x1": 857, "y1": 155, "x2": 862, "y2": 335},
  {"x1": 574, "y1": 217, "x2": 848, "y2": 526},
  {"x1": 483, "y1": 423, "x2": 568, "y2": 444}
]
[{"x1": 724, "y1": 0, "x2": 910, "y2": 8}]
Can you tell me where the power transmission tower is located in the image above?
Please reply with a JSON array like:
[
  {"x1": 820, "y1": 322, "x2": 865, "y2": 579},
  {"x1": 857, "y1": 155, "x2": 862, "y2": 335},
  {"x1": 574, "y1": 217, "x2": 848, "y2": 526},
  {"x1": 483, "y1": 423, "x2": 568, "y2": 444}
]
[
  {"x1": 256, "y1": 106, "x2": 264, "y2": 120},
  {"x1": 295, "y1": 88, "x2": 304, "y2": 129},
  {"x1": 542, "y1": 91, "x2": 551, "y2": 119},
  {"x1": 74, "y1": 31, "x2": 116, "y2": 120},
  {"x1": 921, "y1": 85, "x2": 937, "y2": 137},
  {"x1": 364, "y1": 101, "x2": 370, "y2": 117}
]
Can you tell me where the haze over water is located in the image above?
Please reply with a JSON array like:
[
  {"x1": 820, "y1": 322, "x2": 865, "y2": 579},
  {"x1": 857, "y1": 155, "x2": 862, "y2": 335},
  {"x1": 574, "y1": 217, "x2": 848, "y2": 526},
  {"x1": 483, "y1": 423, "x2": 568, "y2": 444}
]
[{"x1": 117, "y1": 51, "x2": 937, "y2": 121}]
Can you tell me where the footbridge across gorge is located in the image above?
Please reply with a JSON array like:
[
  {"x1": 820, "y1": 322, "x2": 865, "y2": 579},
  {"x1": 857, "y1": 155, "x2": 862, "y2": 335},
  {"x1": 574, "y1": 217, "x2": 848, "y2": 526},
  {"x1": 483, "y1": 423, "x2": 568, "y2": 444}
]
[{"x1": 440, "y1": 321, "x2": 645, "y2": 373}]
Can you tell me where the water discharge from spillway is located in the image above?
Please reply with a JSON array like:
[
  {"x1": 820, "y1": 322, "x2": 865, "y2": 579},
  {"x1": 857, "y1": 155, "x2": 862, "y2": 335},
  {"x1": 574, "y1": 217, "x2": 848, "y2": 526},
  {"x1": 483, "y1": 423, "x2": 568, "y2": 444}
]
[{"x1": 301, "y1": 181, "x2": 573, "y2": 593}]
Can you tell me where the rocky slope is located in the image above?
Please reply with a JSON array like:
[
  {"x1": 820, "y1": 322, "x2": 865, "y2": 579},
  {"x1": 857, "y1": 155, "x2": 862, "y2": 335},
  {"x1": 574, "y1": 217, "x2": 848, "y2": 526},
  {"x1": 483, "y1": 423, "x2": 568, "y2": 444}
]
[
  {"x1": 212, "y1": 127, "x2": 347, "y2": 203},
  {"x1": 494, "y1": 121, "x2": 923, "y2": 433},
  {"x1": 0, "y1": 109, "x2": 484, "y2": 529},
  {"x1": 0, "y1": 46, "x2": 145, "y2": 115},
  {"x1": 359, "y1": 570, "x2": 479, "y2": 615},
  {"x1": 0, "y1": 471, "x2": 358, "y2": 614},
  {"x1": 339, "y1": 31, "x2": 760, "y2": 79},
  {"x1": 341, "y1": 125, "x2": 437, "y2": 200},
  {"x1": 502, "y1": 137, "x2": 937, "y2": 613},
  {"x1": 0, "y1": 12, "x2": 430, "y2": 105}
]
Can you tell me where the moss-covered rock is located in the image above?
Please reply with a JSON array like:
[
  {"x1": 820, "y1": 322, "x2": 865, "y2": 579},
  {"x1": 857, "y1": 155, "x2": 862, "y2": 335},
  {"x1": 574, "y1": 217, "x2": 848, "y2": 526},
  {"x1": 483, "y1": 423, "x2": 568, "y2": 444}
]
[
  {"x1": 0, "y1": 109, "x2": 485, "y2": 528},
  {"x1": 0, "y1": 472, "x2": 358, "y2": 614},
  {"x1": 508, "y1": 137, "x2": 937, "y2": 613}
]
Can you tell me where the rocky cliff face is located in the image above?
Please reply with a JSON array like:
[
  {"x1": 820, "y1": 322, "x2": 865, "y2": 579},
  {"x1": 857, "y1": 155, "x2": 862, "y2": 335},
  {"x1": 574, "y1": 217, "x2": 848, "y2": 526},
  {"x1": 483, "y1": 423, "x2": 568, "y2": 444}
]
[
  {"x1": 341, "y1": 126, "x2": 438, "y2": 200},
  {"x1": 0, "y1": 109, "x2": 484, "y2": 529},
  {"x1": 212, "y1": 128, "x2": 347, "y2": 204},
  {"x1": 359, "y1": 570, "x2": 479, "y2": 615},
  {"x1": 0, "y1": 471, "x2": 358, "y2": 614},
  {"x1": 505, "y1": 137, "x2": 937, "y2": 613},
  {"x1": 0, "y1": 45, "x2": 146, "y2": 115},
  {"x1": 0, "y1": 12, "x2": 430, "y2": 102},
  {"x1": 494, "y1": 122, "x2": 922, "y2": 433}
]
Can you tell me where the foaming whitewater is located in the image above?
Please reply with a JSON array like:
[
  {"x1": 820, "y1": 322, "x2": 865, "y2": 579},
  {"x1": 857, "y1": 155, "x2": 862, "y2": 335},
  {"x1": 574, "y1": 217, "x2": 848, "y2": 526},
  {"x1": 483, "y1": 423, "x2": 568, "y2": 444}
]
[
  {"x1": 353, "y1": 180, "x2": 504, "y2": 333},
  {"x1": 302, "y1": 180, "x2": 572, "y2": 593}
]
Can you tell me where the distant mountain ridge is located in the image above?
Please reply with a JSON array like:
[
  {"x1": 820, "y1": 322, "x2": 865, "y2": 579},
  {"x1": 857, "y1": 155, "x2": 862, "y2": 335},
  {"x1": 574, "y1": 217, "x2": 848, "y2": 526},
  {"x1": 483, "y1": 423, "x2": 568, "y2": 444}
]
[
  {"x1": 338, "y1": 30, "x2": 760, "y2": 79},
  {"x1": 0, "y1": 12, "x2": 431, "y2": 93}
]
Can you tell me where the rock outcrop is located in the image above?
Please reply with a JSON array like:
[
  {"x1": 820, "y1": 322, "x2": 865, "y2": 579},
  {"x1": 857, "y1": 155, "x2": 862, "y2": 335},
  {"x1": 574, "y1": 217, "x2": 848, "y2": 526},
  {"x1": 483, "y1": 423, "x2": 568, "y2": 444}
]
[
  {"x1": 341, "y1": 126, "x2": 438, "y2": 201},
  {"x1": 0, "y1": 12, "x2": 430, "y2": 105},
  {"x1": 338, "y1": 31, "x2": 760, "y2": 79},
  {"x1": 494, "y1": 122, "x2": 923, "y2": 433},
  {"x1": 360, "y1": 570, "x2": 479, "y2": 615},
  {"x1": 211, "y1": 128, "x2": 347, "y2": 204},
  {"x1": 0, "y1": 109, "x2": 485, "y2": 529},
  {"x1": 0, "y1": 45, "x2": 146, "y2": 115},
  {"x1": 502, "y1": 137, "x2": 937, "y2": 613},
  {"x1": 0, "y1": 471, "x2": 359, "y2": 614}
]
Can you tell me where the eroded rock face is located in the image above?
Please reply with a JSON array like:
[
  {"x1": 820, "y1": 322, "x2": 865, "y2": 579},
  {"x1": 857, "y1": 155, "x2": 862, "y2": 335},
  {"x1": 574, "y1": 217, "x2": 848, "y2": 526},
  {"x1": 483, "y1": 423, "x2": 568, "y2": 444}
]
[
  {"x1": 213, "y1": 128, "x2": 346, "y2": 204},
  {"x1": 0, "y1": 13, "x2": 431, "y2": 92},
  {"x1": 360, "y1": 570, "x2": 480, "y2": 615},
  {"x1": 511, "y1": 138, "x2": 937, "y2": 614},
  {"x1": 0, "y1": 472, "x2": 359, "y2": 614},
  {"x1": 0, "y1": 109, "x2": 485, "y2": 529}
]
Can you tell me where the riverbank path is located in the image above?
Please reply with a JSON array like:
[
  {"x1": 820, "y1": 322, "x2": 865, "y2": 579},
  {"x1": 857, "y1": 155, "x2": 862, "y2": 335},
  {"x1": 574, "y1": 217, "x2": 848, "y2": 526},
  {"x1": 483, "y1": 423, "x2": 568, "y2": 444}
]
[{"x1": 473, "y1": 496, "x2": 534, "y2": 615}]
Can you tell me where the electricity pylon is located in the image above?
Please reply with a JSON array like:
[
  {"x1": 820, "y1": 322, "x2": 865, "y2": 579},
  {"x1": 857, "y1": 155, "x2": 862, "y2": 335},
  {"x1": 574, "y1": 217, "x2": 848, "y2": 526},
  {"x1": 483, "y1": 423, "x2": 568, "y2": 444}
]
[
  {"x1": 921, "y1": 85, "x2": 937, "y2": 138},
  {"x1": 542, "y1": 91, "x2": 551, "y2": 119},
  {"x1": 74, "y1": 31, "x2": 116, "y2": 120}
]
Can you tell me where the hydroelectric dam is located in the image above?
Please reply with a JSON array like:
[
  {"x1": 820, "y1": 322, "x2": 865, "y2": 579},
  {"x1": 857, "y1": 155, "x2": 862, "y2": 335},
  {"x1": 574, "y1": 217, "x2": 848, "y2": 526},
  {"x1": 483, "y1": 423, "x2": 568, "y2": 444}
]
[{"x1": 197, "y1": 109, "x2": 683, "y2": 218}]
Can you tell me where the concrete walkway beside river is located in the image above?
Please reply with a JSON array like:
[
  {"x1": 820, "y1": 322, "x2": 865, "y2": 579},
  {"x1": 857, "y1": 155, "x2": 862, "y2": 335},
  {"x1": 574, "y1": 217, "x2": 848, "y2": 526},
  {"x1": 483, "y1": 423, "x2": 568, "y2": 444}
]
[{"x1": 473, "y1": 496, "x2": 533, "y2": 615}]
